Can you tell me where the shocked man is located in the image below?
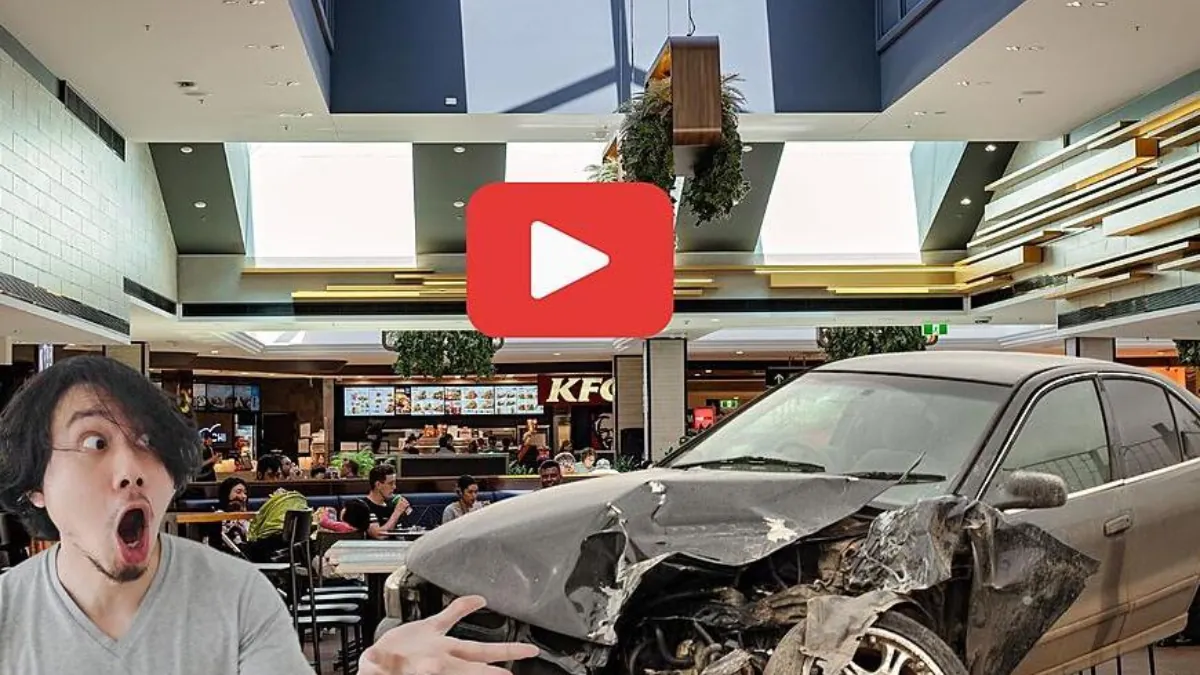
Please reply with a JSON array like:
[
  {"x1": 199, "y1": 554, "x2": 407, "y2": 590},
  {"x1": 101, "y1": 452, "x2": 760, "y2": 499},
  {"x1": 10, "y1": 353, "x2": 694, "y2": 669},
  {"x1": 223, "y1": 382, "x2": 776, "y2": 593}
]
[{"x1": 0, "y1": 355, "x2": 536, "y2": 674}]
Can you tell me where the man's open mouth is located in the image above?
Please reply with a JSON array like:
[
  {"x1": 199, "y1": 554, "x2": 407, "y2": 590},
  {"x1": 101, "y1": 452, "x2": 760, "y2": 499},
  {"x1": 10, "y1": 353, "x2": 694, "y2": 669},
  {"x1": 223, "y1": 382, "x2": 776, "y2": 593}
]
[{"x1": 116, "y1": 506, "x2": 151, "y2": 563}]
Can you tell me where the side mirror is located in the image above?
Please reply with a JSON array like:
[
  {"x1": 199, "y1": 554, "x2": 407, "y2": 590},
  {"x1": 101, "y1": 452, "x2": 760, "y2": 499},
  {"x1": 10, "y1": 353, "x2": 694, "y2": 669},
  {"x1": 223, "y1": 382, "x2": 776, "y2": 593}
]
[{"x1": 991, "y1": 471, "x2": 1068, "y2": 511}]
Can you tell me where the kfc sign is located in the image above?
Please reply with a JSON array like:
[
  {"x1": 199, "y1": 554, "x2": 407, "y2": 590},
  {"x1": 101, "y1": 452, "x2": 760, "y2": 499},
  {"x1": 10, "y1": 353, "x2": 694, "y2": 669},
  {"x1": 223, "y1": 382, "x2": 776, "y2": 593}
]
[{"x1": 538, "y1": 376, "x2": 615, "y2": 405}]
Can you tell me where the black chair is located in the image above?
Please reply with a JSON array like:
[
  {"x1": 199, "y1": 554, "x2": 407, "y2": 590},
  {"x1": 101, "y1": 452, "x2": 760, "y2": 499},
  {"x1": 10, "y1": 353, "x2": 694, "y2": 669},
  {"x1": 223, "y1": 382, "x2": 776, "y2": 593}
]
[
  {"x1": 280, "y1": 510, "x2": 365, "y2": 674},
  {"x1": 0, "y1": 514, "x2": 31, "y2": 572}
]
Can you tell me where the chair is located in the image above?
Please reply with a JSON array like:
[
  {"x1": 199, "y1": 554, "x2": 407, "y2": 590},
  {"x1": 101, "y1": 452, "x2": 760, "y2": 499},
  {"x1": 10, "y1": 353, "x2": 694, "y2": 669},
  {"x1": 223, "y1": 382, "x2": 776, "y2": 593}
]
[
  {"x1": 0, "y1": 514, "x2": 31, "y2": 571},
  {"x1": 280, "y1": 510, "x2": 365, "y2": 674}
]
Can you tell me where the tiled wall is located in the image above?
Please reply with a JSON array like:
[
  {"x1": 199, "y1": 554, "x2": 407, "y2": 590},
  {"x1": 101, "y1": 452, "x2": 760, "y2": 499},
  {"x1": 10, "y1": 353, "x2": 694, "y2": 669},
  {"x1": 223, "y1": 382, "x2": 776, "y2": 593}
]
[
  {"x1": 0, "y1": 46, "x2": 176, "y2": 321},
  {"x1": 643, "y1": 338, "x2": 686, "y2": 462}
]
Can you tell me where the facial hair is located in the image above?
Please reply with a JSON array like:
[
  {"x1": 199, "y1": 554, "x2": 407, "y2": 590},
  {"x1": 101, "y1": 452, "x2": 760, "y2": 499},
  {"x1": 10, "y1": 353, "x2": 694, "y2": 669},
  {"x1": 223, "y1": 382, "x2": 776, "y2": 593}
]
[{"x1": 79, "y1": 544, "x2": 147, "y2": 583}]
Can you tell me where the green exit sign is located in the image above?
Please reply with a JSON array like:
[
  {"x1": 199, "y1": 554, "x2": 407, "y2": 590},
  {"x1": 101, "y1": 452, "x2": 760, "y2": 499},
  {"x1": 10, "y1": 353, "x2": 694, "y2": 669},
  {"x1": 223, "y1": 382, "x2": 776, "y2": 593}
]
[{"x1": 922, "y1": 323, "x2": 948, "y2": 336}]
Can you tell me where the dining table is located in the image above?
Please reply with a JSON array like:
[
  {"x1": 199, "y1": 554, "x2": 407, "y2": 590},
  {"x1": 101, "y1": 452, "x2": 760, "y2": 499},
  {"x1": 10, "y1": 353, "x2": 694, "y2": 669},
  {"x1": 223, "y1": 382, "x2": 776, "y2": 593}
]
[{"x1": 326, "y1": 539, "x2": 414, "y2": 640}]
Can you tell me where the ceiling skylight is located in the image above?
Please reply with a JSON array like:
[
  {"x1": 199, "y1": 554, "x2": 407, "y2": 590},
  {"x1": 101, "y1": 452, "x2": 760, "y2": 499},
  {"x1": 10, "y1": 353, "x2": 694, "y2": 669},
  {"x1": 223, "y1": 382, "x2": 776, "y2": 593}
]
[
  {"x1": 505, "y1": 142, "x2": 606, "y2": 182},
  {"x1": 247, "y1": 143, "x2": 417, "y2": 265},
  {"x1": 757, "y1": 142, "x2": 921, "y2": 264}
]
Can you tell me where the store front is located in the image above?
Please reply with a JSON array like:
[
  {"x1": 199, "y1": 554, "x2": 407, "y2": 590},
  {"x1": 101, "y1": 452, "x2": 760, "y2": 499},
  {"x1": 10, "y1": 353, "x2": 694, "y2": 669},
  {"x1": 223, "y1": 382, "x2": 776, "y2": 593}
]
[{"x1": 537, "y1": 374, "x2": 615, "y2": 455}]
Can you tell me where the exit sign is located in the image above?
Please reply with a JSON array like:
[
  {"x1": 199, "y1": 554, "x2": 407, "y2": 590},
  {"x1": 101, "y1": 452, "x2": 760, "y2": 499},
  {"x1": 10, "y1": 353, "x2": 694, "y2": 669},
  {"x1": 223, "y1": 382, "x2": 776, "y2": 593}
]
[{"x1": 922, "y1": 323, "x2": 948, "y2": 336}]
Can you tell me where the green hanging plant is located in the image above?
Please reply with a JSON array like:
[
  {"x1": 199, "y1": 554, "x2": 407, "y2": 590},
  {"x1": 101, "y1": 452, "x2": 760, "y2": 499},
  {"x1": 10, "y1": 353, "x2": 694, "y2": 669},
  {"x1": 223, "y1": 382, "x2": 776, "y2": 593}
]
[
  {"x1": 817, "y1": 327, "x2": 929, "y2": 363},
  {"x1": 598, "y1": 74, "x2": 750, "y2": 225},
  {"x1": 1175, "y1": 340, "x2": 1200, "y2": 366},
  {"x1": 381, "y1": 331, "x2": 503, "y2": 378}
]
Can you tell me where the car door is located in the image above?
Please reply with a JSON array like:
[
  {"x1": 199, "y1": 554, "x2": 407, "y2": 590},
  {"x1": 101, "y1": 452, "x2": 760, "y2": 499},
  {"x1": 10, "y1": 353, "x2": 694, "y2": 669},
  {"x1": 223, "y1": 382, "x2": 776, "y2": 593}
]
[
  {"x1": 1098, "y1": 375, "x2": 1200, "y2": 646},
  {"x1": 979, "y1": 376, "x2": 1128, "y2": 675}
]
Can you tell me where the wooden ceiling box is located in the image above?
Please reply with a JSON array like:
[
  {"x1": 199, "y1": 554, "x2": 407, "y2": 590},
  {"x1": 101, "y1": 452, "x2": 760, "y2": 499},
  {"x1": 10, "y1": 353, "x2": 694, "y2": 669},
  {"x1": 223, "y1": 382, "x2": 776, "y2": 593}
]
[{"x1": 653, "y1": 36, "x2": 723, "y2": 177}]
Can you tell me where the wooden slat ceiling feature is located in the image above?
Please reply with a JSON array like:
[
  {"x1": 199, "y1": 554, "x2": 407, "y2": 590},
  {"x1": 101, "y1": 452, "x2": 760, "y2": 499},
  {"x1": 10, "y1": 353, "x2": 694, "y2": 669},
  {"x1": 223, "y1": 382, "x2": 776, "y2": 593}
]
[
  {"x1": 985, "y1": 121, "x2": 1136, "y2": 193},
  {"x1": 983, "y1": 139, "x2": 1160, "y2": 224},
  {"x1": 957, "y1": 229, "x2": 1064, "y2": 266},
  {"x1": 244, "y1": 266, "x2": 435, "y2": 275},
  {"x1": 1044, "y1": 271, "x2": 1152, "y2": 300},
  {"x1": 1103, "y1": 182, "x2": 1200, "y2": 237},
  {"x1": 1073, "y1": 241, "x2": 1200, "y2": 279},
  {"x1": 969, "y1": 154, "x2": 1200, "y2": 250},
  {"x1": 956, "y1": 246, "x2": 1043, "y2": 284},
  {"x1": 1156, "y1": 253, "x2": 1200, "y2": 272}
]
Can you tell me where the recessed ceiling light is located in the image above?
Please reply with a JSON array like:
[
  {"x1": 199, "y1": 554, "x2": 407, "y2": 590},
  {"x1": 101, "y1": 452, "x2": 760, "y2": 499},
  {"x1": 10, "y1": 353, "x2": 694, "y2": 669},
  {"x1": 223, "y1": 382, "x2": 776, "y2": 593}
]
[
  {"x1": 704, "y1": 369, "x2": 712, "y2": 374},
  {"x1": 249, "y1": 0, "x2": 266, "y2": 4},
  {"x1": 711, "y1": 318, "x2": 720, "y2": 322},
  {"x1": 985, "y1": 144, "x2": 997, "y2": 152},
  {"x1": 933, "y1": 111, "x2": 946, "y2": 115},
  {"x1": 1066, "y1": 1, "x2": 1082, "y2": 6},
  {"x1": 1006, "y1": 45, "x2": 1021, "y2": 51},
  {"x1": 1092, "y1": 1, "x2": 1108, "y2": 6},
  {"x1": 960, "y1": 197, "x2": 973, "y2": 206},
  {"x1": 735, "y1": 350, "x2": 744, "y2": 355},
  {"x1": 913, "y1": 111, "x2": 927, "y2": 116},
  {"x1": 453, "y1": 200, "x2": 465, "y2": 208},
  {"x1": 1026, "y1": 45, "x2": 1044, "y2": 51},
  {"x1": 453, "y1": 146, "x2": 465, "y2": 153},
  {"x1": 223, "y1": 0, "x2": 237, "y2": 4},
  {"x1": 180, "y1": 146, "x2": 193, "y2": 154},
  {"x1": 193, "y1": 201, "x2": 207, "y2": 209},
  {"x1": 245, "y1": 44, "x2": 260, "y2": 49},
  {"x1": 1021, "y1": 90, "x2": 1046, "y2": 96},
  {"x1": 266, "y1": 81, "x2": 281, "y2": 87},
  {"x1": 743, "y1": 145, "x2": 753, "y2": 152},
  {"x1": 286, "y1": 81, "x2": 299, "y2": 87},
  {"x1": 553, "y1": 352, "x2": 561, "y2": 356},
  {"x1": 269, "y1": 44, "x2": 284, "y2": 50},
  {"x1": 445, "y1": 96, "x2": 459, "y2": 106},
  {"x1": 210, "y1": 350, "x2": 220, "y2": 355},
  {"x1": 956, "y1": 80, "x2": 971, "y2": 87}
]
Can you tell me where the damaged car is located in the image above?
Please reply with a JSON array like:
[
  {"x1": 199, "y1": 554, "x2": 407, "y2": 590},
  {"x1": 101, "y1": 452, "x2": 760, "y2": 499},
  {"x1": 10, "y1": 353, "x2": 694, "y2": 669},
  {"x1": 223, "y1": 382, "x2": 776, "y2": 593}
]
[{"x1": 383, "y1": 352, "x2": 1200, "y2": 675}]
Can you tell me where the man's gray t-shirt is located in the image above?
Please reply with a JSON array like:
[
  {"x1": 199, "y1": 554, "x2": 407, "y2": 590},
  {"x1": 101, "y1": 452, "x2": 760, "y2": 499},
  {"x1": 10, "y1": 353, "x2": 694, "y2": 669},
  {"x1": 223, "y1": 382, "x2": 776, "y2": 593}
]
[{"x1": 0, "y1": 534, "x2": 313, "y2": 674}]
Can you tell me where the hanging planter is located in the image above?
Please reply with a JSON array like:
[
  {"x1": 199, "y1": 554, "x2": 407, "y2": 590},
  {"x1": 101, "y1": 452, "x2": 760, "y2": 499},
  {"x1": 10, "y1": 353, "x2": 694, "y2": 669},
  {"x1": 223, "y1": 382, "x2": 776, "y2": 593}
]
[
  {"x1": 587, "y1": 37, "x2": 750, "y2": 226},
  {"x1": 381, "y1": 330, "x2": 504, "y2": 378},
  {"x1": 1176, "y1": 340, "x2": 1200, "y2": 366},
  {"x1": 816, "y1": 327, "x2": 929, "y2": 363}
]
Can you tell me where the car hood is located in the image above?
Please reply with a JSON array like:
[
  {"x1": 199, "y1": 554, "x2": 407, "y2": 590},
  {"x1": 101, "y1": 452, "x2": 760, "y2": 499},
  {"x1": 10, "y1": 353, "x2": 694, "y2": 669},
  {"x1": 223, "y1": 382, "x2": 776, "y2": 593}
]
[{"x1": 405, "y1": 468, "x2": 897, "y2": 644}]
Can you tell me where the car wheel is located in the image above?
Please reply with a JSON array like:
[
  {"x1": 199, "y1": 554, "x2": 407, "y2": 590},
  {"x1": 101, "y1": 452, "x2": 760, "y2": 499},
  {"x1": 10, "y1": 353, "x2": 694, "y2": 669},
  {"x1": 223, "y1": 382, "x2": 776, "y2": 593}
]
[{"x1": 790, "y1": 611, "x2": 967, "y2": 675}]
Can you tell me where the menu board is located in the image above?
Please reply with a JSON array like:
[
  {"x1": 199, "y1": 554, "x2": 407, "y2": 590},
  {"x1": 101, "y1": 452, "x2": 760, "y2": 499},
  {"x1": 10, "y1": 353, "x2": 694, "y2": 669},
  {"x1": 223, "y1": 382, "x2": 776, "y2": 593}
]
[
  {"x1": 410, "y1": 386, "x2": 445, "y2": 415},
  {"x1": 193, "y1": 383, "x2": 207, "y2": 410},
  {"x1": 393, "y1": 387, "x2": 412, "y2": 414},
  {"x1": 343, "y1": 387, "x2": 396, "y2": 417},
  {"x1": 447, "y1": 386, "x2": 496, "y2": 415},
  {"x1": 495, "y1": 385, "x2": 542, "y2": 415},
  {"x1": 207, "y1": 384, "x2": 234, "y2": 411},
  {"x1": 233, "y1": 385, "x2": 261, "y2": 411}
]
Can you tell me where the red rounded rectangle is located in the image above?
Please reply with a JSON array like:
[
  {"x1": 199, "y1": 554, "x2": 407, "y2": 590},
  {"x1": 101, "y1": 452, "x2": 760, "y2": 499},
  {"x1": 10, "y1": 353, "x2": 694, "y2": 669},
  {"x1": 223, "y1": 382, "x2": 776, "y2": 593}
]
[{"x1": 467, "y1": 182, "x2": 675, "y2": 338}]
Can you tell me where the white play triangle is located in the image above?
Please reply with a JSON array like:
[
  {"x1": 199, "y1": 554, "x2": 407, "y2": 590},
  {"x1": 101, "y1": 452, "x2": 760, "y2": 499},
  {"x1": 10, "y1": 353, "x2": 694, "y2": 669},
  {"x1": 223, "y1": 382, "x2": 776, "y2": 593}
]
[{"x1": 529, "y1": 220, "x2": 610, "y2": 300}]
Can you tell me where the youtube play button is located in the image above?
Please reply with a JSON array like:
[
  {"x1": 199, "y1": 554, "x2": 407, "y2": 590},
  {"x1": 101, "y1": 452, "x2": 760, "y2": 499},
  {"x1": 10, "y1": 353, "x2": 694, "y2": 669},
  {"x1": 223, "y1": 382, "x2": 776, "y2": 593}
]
[
  {"x1": 529, "y1": 221, "x2": 610, "y2": 300},
  {"x1": 466, "y1": 182, "x2": 675, "y2": 338}
]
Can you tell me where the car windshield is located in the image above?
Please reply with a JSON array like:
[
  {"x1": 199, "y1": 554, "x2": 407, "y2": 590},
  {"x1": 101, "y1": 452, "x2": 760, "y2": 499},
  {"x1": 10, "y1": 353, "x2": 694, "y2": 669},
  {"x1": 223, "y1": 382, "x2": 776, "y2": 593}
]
[{"x1": 662, "y1": 371, "x2": 1009, "y2": 505}]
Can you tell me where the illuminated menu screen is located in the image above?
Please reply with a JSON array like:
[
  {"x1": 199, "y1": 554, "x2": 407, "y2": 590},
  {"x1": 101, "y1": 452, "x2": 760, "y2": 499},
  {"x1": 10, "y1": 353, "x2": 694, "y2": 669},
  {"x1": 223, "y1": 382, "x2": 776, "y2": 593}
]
[
  {"x1": 495, "y1": 385, "x2": 542, "y2": 415},
  {"x1": 410, "y1": 386, "x2": 445, "y2": 415},
  {"x1": 447, "y1": 386, "x2": 496, "y2": 415},
  {"x1": 343, "y1": 387, "x2": 397, "y2": 416}
]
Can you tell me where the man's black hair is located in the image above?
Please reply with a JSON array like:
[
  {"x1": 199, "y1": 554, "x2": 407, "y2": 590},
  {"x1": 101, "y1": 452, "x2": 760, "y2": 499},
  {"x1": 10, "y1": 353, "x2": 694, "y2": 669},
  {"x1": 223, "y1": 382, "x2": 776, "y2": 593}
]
[
  {"x1": 0, "y1": 355, "x2": 202, "y2": 538},
  {"x1": 368, "y1": 463, "x2": 396, "y2": 490},
  {"x1": 344, "y1": 458, "x2": 360, "y2": 474},
  {"x1": 457, "y1": 474, "x2": 477, "y2": 491},
  {"x1": 217, "y1": 476, "x2": 247, "y2": 510},
  {"x1": 255, "y1": 453, "x2": 283, "y2": 480},
  {"x1": 200, "y1": 429, "x2": 212, "y2": 441},
  {"x1": 539, "y1": 460, "x2": 561, "y2": 472}
]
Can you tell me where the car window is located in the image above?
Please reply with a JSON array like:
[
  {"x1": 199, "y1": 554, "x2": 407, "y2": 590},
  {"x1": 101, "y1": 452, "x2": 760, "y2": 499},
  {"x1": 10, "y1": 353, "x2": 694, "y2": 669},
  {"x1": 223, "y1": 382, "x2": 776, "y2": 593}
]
[
  {"x1": 1103, "y1": 378, "x2": 1182, "y2": 477},
  {"x1": 999, "y1": 380, "x2": 1110, "y2": 494},
  {"x1": 1169, "y1": 396, "x2": 1200, "y2": 460},
  {"x1": 663, "y1": 371, "x2": 1008, "y2": 505}
]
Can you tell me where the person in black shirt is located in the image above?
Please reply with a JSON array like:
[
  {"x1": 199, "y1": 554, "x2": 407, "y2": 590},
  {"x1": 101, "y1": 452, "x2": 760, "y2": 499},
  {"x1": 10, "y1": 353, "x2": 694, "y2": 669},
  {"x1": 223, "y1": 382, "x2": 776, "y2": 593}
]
[
  {"x1": 195, "y1": 430, "x2": 219, "y2": 482},
  {"x1": 342, "y1": 465, "x2": 412, "y2": 539}
]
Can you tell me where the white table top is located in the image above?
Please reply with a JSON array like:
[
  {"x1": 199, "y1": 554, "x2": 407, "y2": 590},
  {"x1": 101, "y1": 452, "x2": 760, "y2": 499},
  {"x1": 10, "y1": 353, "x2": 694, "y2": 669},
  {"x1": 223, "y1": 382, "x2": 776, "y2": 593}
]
[{"x1": 327, "y1": 539, "x2": 413, "y2": 575}]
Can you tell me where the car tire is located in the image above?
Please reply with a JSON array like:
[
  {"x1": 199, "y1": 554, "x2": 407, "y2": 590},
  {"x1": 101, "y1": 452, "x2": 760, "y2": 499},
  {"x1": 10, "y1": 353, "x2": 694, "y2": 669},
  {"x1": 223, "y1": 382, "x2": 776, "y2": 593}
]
[{"x1": 784, "y1": 611, "x2": 968, "y2": 675}]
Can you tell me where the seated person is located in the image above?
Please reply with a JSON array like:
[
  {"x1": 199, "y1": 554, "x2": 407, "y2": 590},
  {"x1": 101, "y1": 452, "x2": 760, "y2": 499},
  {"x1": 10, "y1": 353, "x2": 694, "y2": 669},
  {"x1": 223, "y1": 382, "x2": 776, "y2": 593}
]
[
  {"x1": 340, "y1": 458, "x2": 360, "y2": 479},
  {"x1": 342, "y1": 465, "x2": 412, "y2": 539},
  {"x1": 255, "y1": 453, "x2": 284, "y2": 481},
  {"x1": 538, "y1": 459, "x2": 563, "y2": 489},
  {"x1": 442, "y1": 475, "x2": 485, "y2": 524},
  {"x1": 203, "y1": 477, "x2": 250, "y2": 558}
]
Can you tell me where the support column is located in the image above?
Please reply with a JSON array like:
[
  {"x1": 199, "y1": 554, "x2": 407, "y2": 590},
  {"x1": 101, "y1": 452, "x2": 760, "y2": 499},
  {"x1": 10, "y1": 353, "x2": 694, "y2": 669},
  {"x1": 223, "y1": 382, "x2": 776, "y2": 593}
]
[
  {"x1": 322, "y1": 379, "x2": 336, "y2": 452},
  {"x1": 613, "y1": 355, "x2": 643, "y2": 459},
  {"x1": 0, "y1": 337, "x2": 12, "y2": 366},
  {"x1": 1064, "y1": 337, "x2": 1115, "y2": 361},
  {"x1": 643, "y1": 338, "x2": 687, "y2": 463},
  {"x1": 102, "y1": 342, "x2": 150, "y2": 375}
]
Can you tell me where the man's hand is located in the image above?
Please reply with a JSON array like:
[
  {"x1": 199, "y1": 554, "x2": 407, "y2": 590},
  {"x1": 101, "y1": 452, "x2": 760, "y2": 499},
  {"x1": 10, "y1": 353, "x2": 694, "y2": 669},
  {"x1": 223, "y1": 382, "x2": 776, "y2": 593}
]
[{"x1": 360, "y1": 596, "x2": 538, "y2": 675}]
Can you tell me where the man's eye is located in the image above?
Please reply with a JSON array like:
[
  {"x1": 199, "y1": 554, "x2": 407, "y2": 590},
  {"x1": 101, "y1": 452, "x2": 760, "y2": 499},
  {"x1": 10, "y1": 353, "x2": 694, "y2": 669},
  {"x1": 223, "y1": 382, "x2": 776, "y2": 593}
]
[{"x1": 80, "y1": 434, "x2": 108, "y2": 452}]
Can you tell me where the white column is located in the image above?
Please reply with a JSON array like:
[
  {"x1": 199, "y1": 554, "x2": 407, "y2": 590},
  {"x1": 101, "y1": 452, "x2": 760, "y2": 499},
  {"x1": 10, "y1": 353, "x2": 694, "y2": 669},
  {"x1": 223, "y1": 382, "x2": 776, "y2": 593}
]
[
  {"x1": 0, "y1": 337, "x2": 12, "y2": 366},
  {"x1": 1064, "y1": 337, "x2": 1115, "y2": 361},
  {"x1": 643, "y1": 338, "x2": 687, "y2": 463},
  {"x1": 103, "y1": 342, "x2": 149, "y2": 375}
]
